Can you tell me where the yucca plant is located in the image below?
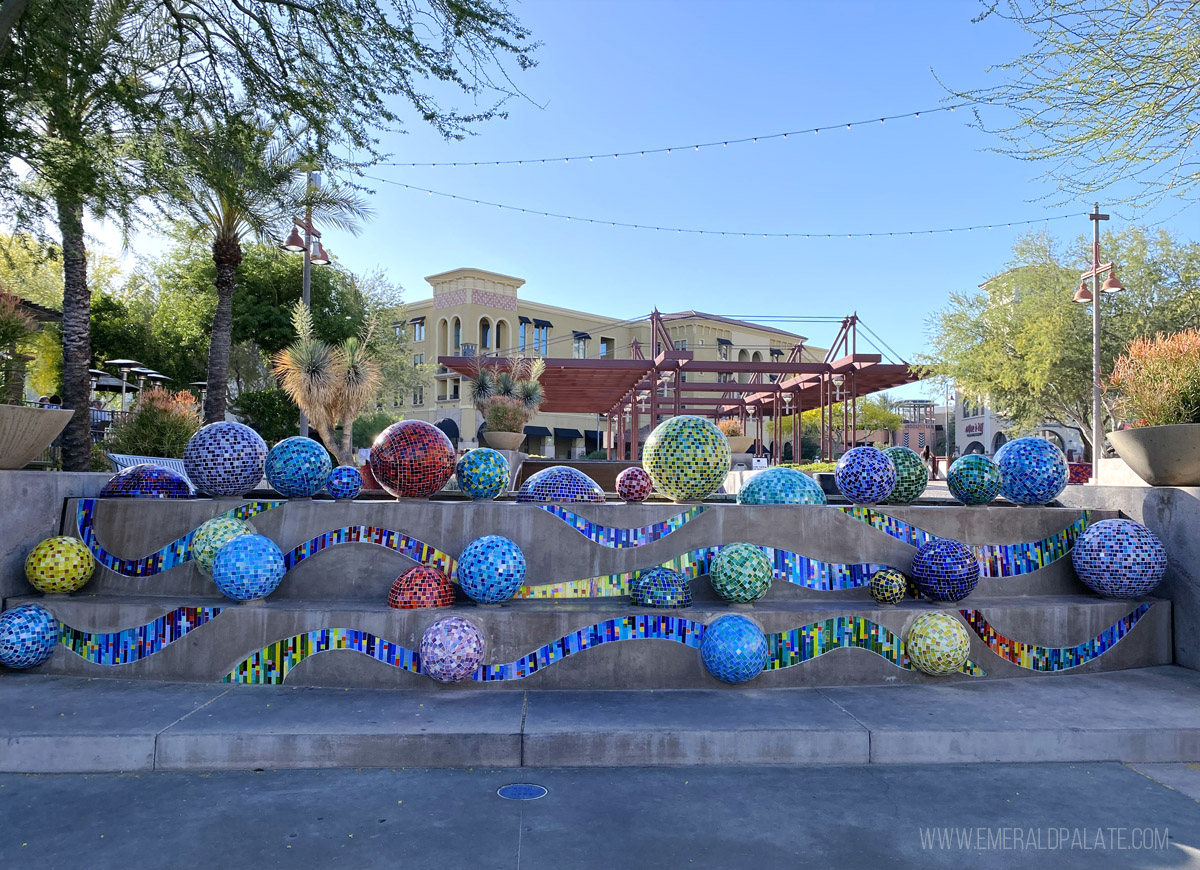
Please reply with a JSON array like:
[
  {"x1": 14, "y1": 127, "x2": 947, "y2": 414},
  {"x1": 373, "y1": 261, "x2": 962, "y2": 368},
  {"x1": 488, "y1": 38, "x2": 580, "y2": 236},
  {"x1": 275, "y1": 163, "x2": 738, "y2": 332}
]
[{"x1": 466, "y1": 356, "x2": 546, "y2": 432}]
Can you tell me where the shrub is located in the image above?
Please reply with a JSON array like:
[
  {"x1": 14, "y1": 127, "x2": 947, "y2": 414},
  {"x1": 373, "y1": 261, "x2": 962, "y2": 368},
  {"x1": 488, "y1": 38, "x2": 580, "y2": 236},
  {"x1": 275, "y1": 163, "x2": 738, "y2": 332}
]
[
  {"x1": 107, "y1": 387, "x2": 201, "y2": 457},
  {"x1": 352, "y1": 408, "x2": 402, "y2": 449},
  {"x1": 780, "y1": 461, "x2": 837, "y2": 474},
  {"x1": 233, "y1": 388, "x2": 300, "y2": 445},
  {"x1": 717, "y1": 418, "x2": 744, "y2": 437},
  {"x1": 485, "y1": 396, "x2": 528, "y2": 433},
  {"x1": 1109, "y1": 329, "x2": 1200, "y2": 427}
]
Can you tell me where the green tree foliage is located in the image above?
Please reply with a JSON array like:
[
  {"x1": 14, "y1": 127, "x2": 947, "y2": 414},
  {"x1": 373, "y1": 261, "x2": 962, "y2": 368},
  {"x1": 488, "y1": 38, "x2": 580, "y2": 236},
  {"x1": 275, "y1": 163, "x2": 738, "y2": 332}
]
[{"x1": 231, "y1": 388, "x2": 300, "y2": 445}]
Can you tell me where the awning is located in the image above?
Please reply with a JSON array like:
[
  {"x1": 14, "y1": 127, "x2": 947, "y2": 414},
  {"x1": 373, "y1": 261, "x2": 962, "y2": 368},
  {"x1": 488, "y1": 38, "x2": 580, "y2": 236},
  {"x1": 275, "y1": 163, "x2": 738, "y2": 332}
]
[
  {"x1": 524, "y1": 425, "x2": 552, "y2": 437},
  {"x1": 533, "y1": 318, "x2": 553, "y2": 328},
  {"x1": 554, "y1": 427, "x2": 583, "y2": 439},
  {"x1": 435, "y1": 418, "x2": 459, "y2": 440},
  {"x1": 572, "y1": 331, "x2": 592, "y2": 340},
  {"x1": 716, "y1": 338, "x2": 733, "y2": 346},
  {"x1": 518, "y1": 316, "x2": 532, "y2": 324},
  {"x1": 410, "y1": 316, "x2": 425, "y2": 324},
  {"x1": 770, "y1": 348, "x2": 783, "y2": 356}
]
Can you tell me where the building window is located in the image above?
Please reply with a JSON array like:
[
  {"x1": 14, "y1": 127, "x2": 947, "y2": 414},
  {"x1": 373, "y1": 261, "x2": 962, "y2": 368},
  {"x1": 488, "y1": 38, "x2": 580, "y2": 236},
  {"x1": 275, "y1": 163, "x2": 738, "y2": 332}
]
[
  {"x1": 535, "y1": 325, "x2": 549, "y2": 354},
  {"x1": 413, "y1": 353, "x2": 424, "y2": 366},
  {"x1": 412, "y1": 386, "x2": 424, "y2": 405},
  {"x1": 717, "y1": 372, "x2": 731, "y2": 384},
  {"x1": 453, "y1": 320, "x2": 461, "y2": 351},
  {"x1": 719, "y1": 345, "x2": 729, "y2": 360},
  {"x1": 480, "y1": 320, "x2": 491, "y2": 349},
  {"x1": 573, "y1": 336, "x2": 587, "y2": 358},
  {"x1": 678, "y1": 339, "x2": 686, "y2": 351},
  {"x1": 519, "y1": 322, "x2": 527, "y2": 352},
  {"x1": 600, "y1": 337, "x2": 614, "y2": 358},
  {"x1": 412, "y1": 320, "x2": 425, "y2": 342},
  {"x1": 450, "y1": 378, "x2": 460, "y2": 400}
]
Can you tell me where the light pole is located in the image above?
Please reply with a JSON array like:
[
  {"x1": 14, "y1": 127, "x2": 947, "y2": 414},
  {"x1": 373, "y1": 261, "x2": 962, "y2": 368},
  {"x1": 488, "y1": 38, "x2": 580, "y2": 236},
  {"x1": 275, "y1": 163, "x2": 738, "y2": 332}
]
[{"x1": 105, "y1": 359, "x2": 143, "y2": 412}]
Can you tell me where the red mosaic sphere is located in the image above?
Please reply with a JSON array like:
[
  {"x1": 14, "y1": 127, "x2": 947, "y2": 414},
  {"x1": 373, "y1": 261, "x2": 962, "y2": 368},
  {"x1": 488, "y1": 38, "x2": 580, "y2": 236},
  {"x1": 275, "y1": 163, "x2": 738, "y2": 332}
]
[
  {"x1": 388, "y1": 566, "x2": 455, "y2": 609},
  {"x1": 369, "y1": 420, "x2": 456, "y2": 499},
  {"x1": 616, "y1": 466, "x2": 653, "y2": 502}
]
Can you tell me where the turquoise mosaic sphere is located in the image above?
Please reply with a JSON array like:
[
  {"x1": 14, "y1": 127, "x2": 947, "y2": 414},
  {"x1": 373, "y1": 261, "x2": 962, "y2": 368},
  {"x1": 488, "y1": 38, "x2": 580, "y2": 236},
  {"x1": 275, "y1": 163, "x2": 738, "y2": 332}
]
[
  {"x1": 265, "y1": 436, "x2": 332, "y2": 498},
  {"x1": 456, "y1": 448, "x2": 510, "y2": 501},
  {"x1": 834, "y1": 446, "x2": 896, "y2": 504},
  {"x1": 642, "y1": 415, "x2": 731, "y2": 502},
  {"x1": 700, "y1": 614, "x2": 769, "y2": 684},
  {"x1": 883, "y1": 446, "x2": 928, "y2": 504},
  {"x1": 191, "y1": 516, "x2": 257, "y2": 573},
  {"x1": 211, "y1": 534, "x2": 286, "y2": 601},
  {"x1": 184, "y1": 421, "x2": 267, "y2": 497},
  {"x1": 736, "y1": 466, "x2": 826, "y2": 505},
  {"x1": 994, "y1": 437, "x2": 1068, "y2": 505},
  {"x1": 629, "y1": 566, "x2": 692, "y2": 608},
  {"x1": 709, "y1": 542, "x2": 773, "y2": 603},
  {"x1": 325, "y1": 466, "x2": 363, "y2": 500},
  {"x1": 0, "y1": 603, "x2": 59, "y2": 669},
  {"x1": 457, "y1": 535, "x2": 527, "y2": 604},
  {"x1": 868, "y1": 568, "x2": 907, "y2": 605},
  {"x1": 947, "y1": 454, "x2": 1002, "y2": 505},
  {"x1": 516, "y1": 466, "x2": 604, "y2": 503}
]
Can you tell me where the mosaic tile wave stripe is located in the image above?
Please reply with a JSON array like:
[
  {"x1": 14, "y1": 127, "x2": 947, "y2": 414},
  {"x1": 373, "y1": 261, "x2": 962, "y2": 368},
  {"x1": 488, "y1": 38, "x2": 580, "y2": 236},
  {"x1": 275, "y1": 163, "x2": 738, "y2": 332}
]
[
  {"x1": 535, "y1": 504, "x2": 708, "y2": 548},
  {"x1": 226, "y1": 628, "x2": 421, "y2": 685},
  {"x1": 76, "y1": 498, "x2": 285, "y2": 576},
  {"x1": 59, "y1": 605, "x2": 225, "y2": 665},
  {"x1": 283, "y1": 526, "x2": 458, "y2": 577},
  {"x1": 960, "y1": 603, "x2": 1153, "y2": 671}
]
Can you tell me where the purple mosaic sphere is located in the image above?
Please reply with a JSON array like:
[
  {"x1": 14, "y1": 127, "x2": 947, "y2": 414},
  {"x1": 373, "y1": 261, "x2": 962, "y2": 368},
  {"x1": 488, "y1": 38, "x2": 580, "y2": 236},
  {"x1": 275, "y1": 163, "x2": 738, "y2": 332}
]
[
  {"x1": 1071, "y1": 519, "x2": 1166, "y2": 598},
  {"x1": 517, "y1": 465, "x2": 605, "y2": 503},
  {"x1": 325, "y1": 466, "x2": 363, "y2": 500},
  {"x1": 419, "y1": 616, "x2": 485, "y2": 683},
  {"x1": 184, "y1": 421, "x2": 267, "y2": 497},
  {"x1": 834, "y1": 446, "x2": 896, "y2": 504},
  {"x1": 911, "y1": 538, "x2": 980, "y2": 603},
  {"x1": 100, "y1": 463, "x2": 194, "y2": 499}
]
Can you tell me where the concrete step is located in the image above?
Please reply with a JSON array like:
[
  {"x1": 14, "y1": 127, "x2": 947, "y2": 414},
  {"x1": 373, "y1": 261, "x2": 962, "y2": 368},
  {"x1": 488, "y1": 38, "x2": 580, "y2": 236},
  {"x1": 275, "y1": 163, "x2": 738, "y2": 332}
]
[{"x1": 1, "y1": 666, "x2": 1197, "y2": 772}]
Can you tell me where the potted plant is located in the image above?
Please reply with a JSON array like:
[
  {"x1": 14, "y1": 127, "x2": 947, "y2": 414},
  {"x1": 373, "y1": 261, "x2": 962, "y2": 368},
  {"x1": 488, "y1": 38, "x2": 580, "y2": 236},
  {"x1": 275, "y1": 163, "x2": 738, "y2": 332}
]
[
  {"x1": 1107, "y1": 328, "x2": 1200, "y2": 486},
  {"x1": 468, "y1": 358, "x2": 545, "y2": 451},
  {"x1": 718, "y1": 418, "x2": 754, "y2": 454},
  {"x1": 0, "y1": 290, "x2": 73, "y2": 469}
]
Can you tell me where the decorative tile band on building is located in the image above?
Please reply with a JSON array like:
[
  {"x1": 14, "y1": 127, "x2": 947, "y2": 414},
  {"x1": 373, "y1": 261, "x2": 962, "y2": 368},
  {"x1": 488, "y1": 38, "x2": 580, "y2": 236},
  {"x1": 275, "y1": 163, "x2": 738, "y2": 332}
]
[
  {"x1": 59, "y1": 605, "x2": 225, "y2": 665},
  {"x1": 76, "y1": 499, "x2": 285, "y2": 576},
  {"x1": 226, "y1": 628, "x2": 421, "y2": 685},
  {"x1": 960, "y1": 603, "x2": 1153, "y2": 671},
  {"x1": 283, "y1": 526, "x2": 459, "y2": 578},
  {"x1": 535, "y1": 504, "x2": 708, "y2": 548}
]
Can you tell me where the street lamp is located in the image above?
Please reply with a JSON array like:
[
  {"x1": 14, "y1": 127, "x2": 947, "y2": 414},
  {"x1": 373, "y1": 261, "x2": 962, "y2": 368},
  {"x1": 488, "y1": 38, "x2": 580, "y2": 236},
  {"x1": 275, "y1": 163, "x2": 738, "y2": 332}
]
[
  {"x1": 104, "y1": 359, "x2": 143, "y2": 412},
  {"x1": 190, "y1": 381, "x2": 208, "y2": 405}
]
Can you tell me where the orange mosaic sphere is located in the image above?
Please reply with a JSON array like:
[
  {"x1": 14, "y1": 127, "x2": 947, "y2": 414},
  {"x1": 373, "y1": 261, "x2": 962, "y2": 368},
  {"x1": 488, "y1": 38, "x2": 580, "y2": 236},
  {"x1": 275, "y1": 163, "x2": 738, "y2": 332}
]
[{"x1": 387, "y1": 566, "x2": 455, "y2": 609}]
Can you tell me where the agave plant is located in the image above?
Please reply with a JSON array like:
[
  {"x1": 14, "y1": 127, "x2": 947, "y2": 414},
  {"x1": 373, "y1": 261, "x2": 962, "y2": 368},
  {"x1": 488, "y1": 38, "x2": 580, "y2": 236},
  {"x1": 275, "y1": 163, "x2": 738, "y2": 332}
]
[{"x1": 466, "y1": 356, "x2": 546, "y2": 432}]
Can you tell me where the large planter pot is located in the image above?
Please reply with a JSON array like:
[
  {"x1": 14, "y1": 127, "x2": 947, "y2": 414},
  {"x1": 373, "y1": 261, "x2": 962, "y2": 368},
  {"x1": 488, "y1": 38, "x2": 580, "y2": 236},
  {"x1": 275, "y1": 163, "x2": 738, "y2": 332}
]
[
  {"x1": 726, "y1": 435, "x2": 754, "y2": 454},
  {"x1": 1108, "y1": 423, "x2": 1200, "y2": 487},
  {"x1": 483, "y1": 430, "x2": 526, "y2": 451},
  {"x1": 0, "y1": 404, "x2": 74, "y2": 469}
]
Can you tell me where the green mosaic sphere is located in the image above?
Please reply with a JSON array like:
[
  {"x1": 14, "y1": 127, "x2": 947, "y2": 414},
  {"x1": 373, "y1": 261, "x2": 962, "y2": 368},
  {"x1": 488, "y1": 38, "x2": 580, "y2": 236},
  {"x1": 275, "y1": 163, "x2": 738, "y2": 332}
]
[
  {"x1": 905, "y1": 612, "x2": 971, "y2": 676},
  {"x1": 709, "y1": 542, "x2": 773, "y2": 603},
  {"x1": 883, "y1": 446, "x2": 929, "y2": 504},
  {"x1": 868, "y1": 568, "x2": 907, "y2": 605},
  {"x1": 947, "y1": 454, "x2": 1002, "y2": 505},
  {"x1": 736, "y1": 466, "x2": 826, "y2": 505},
  {"x1": 642, "y1": 415, "x2": 731, "y2": 502},
  {"x1": 191, "y1": 516, "x2": 256, "y2": 573}
]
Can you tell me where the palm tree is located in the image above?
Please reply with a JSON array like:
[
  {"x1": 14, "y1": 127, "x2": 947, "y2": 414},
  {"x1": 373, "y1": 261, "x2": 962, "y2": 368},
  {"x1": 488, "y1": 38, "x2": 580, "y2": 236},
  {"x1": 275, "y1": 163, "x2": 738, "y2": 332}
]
[{"x1": 169, "y1": 111, "x2": 370, "y2": 423}]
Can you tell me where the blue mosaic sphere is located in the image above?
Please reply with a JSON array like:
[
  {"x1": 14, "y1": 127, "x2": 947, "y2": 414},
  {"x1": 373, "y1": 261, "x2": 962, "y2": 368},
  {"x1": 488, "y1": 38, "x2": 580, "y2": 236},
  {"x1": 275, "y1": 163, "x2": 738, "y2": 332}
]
[
  {"x1": 456, "y1": 448, "x2": 510, "y2": 501},
  {"x1": 630, "y1": 566, "x2": 692, "y2": 608},
  {"x1": 994, "y1": 437, "x2": 1068, "y2": 505},
  {"x1": 457, "y1": 535, "x2": 527, "y2": 604},
  {"x1": 642, "y1": 415, "x2": 731, "y2": 502},
  {"x1": 191, "y1": 516, "x2": 256, "y2": 573},
  {"x1": 883, "y1": 446, "x2": 928, "y2": 504},
  {"x1": 184, "y1": 421, "x2": 267, "y2": 497},
  {"x1": 736, "y1": 466, "x2": 826, "y2": 505},
  {"x1": 325, "y1": 466, "x2": 363, "y2": 500},
  {"x1": 834, "y1": 446, "x2": 896, "y2": 504},
  {"x1": 1071, "y1": 519, "x2": 1167, "y2": 598},
  {"x1": 700, "y1": 614, "x2": 769, "y2": 684},
  {"x1": 100, "y1": 463, "x2": 194, "y2": 498},
  {"x1": 0, "y1": 603, "x2": 59, "y2": 669},
  {"x1": 947, "y1": 454, "x2": 1002, "y2": 505},
  {"x1": 516, "y1": 465, "x2": 604, "y2": 504},
  {"x1": 911, "y1": 538, "x2": 979, "y2": 603},
  {"x1": 265, "y1": 436, "x2": 332, "y2": 498},
  {"x1": 210, "y1": 534, "x2": 286, "y2": 601}
]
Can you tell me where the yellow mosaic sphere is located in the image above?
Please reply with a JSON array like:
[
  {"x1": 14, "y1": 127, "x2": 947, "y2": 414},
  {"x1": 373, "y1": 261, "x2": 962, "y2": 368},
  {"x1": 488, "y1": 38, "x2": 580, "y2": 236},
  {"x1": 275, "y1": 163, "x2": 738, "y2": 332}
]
[
  {"x1": 642, "y1": 415, "x2": 731, "y2": 502},
  {"x1": 191, "y1": 516, "x2": 257, "y2": 573},
  {"x1": 905, "y1": 612, "x2": 971, "y2": 676},
  {"x1": 25, "y1": 536, "x2": 95, "y2": 594}
]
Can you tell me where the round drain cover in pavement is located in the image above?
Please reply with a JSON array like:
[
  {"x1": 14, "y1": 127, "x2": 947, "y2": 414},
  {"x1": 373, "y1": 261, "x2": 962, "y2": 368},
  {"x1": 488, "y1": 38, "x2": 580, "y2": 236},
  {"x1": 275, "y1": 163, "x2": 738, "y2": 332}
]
[{"x1": 497, "y1": 783, "x2": 548, "y2": 801}]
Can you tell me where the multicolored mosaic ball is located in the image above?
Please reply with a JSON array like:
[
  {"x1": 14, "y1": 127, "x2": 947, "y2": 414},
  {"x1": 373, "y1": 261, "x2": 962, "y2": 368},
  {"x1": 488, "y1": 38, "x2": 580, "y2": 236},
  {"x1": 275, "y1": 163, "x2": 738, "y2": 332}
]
[
  {"x1": 947, "y1": 454, "x2": 1002, "y2": 505},
  {"x1": 99, "y1": 463, "x2": 193, "y2": 498},
  {"x1": 191, "y1": 516, "x2": 257, "y2": 573},
  {"x1": 456, "y1": 535, "x2": 527, "y2": 604},
  {"x1": 994, "y1": 436, "x2": 1068, "y2": 505},
  {"x1": 210, "y1": 533, "x2": 285, "y2": 601},
  {"x1": 709, "y1": 542, "x2": 773, "y2": 603},
  {"x1": 184, "y1": 421, "x2": 267, "y2": 497},
  {"x1": 700, "y1": 614, "x2": 769, "y2": 684},
  {"x1": 883, "y1": 446, "x2": 928, "y2": 504},
  {"x1": 629, "y1": 566, "x2": 692, "y2": 608},
  {"x1": 25, "y1": 536, "x2": 94, "y2": 594},
  {"x1": 456, "y1": 448, "x2": 510, "y2": 500},
  {"x1": 388, "y1": 565, "x2": 456, "y2": 609},
  {"x1": 834, "y1": 446, "x2": 896, "y2": 504},
  {"x1": 736, "y1": 466, "x2": 826, "y2": 505},
  {"x1": 1071, "y1": 519, "x2": 1167, "y2": 598},
  {"x1": 911, "y1": 538, "x2": 979, "y2": 603},
  {"x1": 516, "y1": 465, "x2": 604, "y2": 503},
  {"x1": 325, "y1": 465, "x2": 363, "y2": 500},
  {"x1": 0, "y1": 604, "x2": 59, "y2": 669},
  {"x1": 419, "y1": 616, "x2": 484, "y2": 683},
  {"x1": 369, "y1": 420, "x2": 456, "y2": 499},
  {"x1": 616, "y1": 466, "x2": 654, "y2": 502},
  {"x1": 905, "y1": 612, "x2": 971, "y2": 676},
  {"x1": 642, "y1": 415, "x2": 731, "y2": 502},
  {"x1": 868, "y1": 568, "x2": 907, "y2": 605},
  {"x1": 265, "y1": 436, "x2": 332, "y2": 498}
]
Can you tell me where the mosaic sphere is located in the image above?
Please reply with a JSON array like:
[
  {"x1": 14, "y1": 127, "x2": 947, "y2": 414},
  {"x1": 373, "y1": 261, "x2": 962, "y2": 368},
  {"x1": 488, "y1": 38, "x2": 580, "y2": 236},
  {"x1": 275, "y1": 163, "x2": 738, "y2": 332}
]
[
  {"x1": 388, "y1": 565, "x2": 455, "y2": 609},
  {"x1": 0, "y1": 604, "x2": 59, "y2": 669},
  {"x1": 700, "y1": 614, "x2": 769, "y2": 684},
  {"x1": 642, "y1": 415, "x2": 731, "y2": 502},
  {"x1": 629, "y1": 566, "x2": 692, "y2": 608},
  {"x1": 265, "y1": 436, "x2": 332, "y2": 498},
  {"x1": 99, "y1": 463, "x2": 193, "y2": 499},
  {"x1": 419, "y1": 616, "x2": 484, "y2": 683},
  {"x1": 25, "y1": 536, "x2": 94, "y2": 594},
  {"x1": 736, "y1": 466, "x2": 826, "y2": 505},
  {"x1": 456, "y1": 448, "x2": 511, "y2": 501},
  {"x1": 994, "y1": 436, "x2": 1068, "y2": 505},
  {"x1": 1071, "y1": 519, "x2": 1167, "y2": 598},
  {"x1": 191, "y1": 516, "x2": 257, "y2": 573},
  {"x1": 516, "y1": 465, "x2": 604, "y2": 504},
  {"x1": 369, "y1": 420, "x2": 456, "y2": 499},
  {"x1": 905, "y1": 612, "x2": 971, "y2": 676},
  {"x1": 911, "y1": 538, "x2": 979, "y2": 603},
  {"x1": 947, "y1": 454, "x2": 1002, "y2": 505},
  {"x1": 616, "y1": 466, "x2": 654, "y2": 502},
  {"x1": 709, "y1": 542, "x2": 773, "y2": 603},
  {"x1": 868, "y1": 568, "x2": 907, "y2": 605},
  {"x1": 210, "y1": 533, "x2": 285, "y2": 601},
  {"x1": 456, "y1": 535, "x2": 527, "y2": 604},
  {"x1": 834, "y1": 446, "x2": 896, "y2": 504},
  {"x1": 325, "y1": 466, "x2": 363, "y2": 500},
  {"x1": 184, "y1": 421, "x2": 267, "y2": 497},
  {"x1": 883, "y1": 446, "x2": 928, "y2": 504}
]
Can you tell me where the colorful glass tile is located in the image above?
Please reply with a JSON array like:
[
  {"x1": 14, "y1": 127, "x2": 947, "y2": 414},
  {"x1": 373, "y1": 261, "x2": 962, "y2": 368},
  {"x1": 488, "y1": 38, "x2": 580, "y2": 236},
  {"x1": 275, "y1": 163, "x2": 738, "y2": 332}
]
[
  {"x1": 905, "y1": 612, "x2": 972, "y2": 675},
  {"x1": 388, "y1": 565, "x2": 455, "y2": 609},
  {"x1": 995, "y1": 436, "x2": 1068, "y2": 505},
  {"x1": 226, "y1": 628, "x2": 420, "y2": 685},
  {"x1": 947, "y1": 454, "x2": 1002, "y2": 505},
  {"x1": 1071, "y1": 519, "x2": 1166, "y2": 598},
  {"x1": 99, "y1": 463, "x2": 194, "y2": 499},
  {"x1": 868, "y1": 568, "x2": 907, "y2": 605},
  {"x1": 456, "y1": 448, "x2": 510, "y2": 500},
  {"x1": 642, "y1": 415, "x2": 731, "y2": 502},
  {"x1": 25, "y1": 536, "x2": 94, "y2": 594},
  {"x1": 629, "y1": 566, "x2": 692, "y2": 608},
  {"x1": 516, "y1": 465, "x2": 604, "y2": 503},
  {"x1": 911, "y1": 538, "x2": 979, "y2": 602},
  {"x1": 184, "y1": 421, "x2": 268, "y2": 497},
  {"x1": 616, "y1": 466, "x2": 654, "y2": 502},
  {"x1": 736, "y1": 466, "x2": 826, "y2": 505},
  {"x1": 700, "y1": 614, "x2": 768, "y2": 683},
  {"x1": 0, "y1": 604, "x2": 59, "y2": 668},
  {"x1": 882, "y1": 446, "x2": 928, "y2": 504},
  {"x1": 457, "y1": 535, "x2": 527, "y2": 603},
  {"x1": 420, "y1": 616, "x2": 485, "y2": 683},
  {"x1": 59, "y1": 605, "x2": 224, "y2": 665},
  {"x1": 283, "y1": 525, "x2": 458, "y2": 578},
  {"x1": 834, "y1": 446, "x2": 896, "y2": 504},
  {"x1": 326, "y1": 466, "x2": 363, "y2": 500},
  {"x1": 211, "y1": 533, "x2": 285, "y2": 600},
  {"x1": 709, "y1": 542, "x2": 773, "y2": 603},
  {"x1": 369, "y1": 420, "x2": 456, "y2": 499},
  {"x1": 961, "y1": 604, "x2": 1153, "y2": 671},
  {"x1": 535, "y1": 504, "x2": 707, "y2": 548},
  {"x1": 265, "y1": 436, "x2": 332, "y2": 498}
]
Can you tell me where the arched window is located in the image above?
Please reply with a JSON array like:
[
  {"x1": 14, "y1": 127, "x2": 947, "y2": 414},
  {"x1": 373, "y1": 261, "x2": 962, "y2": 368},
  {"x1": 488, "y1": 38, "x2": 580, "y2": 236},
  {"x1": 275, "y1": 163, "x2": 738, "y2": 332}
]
[
  {"x1": 452, "y1": 318, "x2": 461, "y2": 352},
  {"x1": 496, "y1": 320, "x2": 509, "y2": 353},
  {"x1": 479, "y1": 317, "x2": 492, "y2": 350},
  {"x1": 437, "y1": 319, "x2": 449, "y2": 357}
]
